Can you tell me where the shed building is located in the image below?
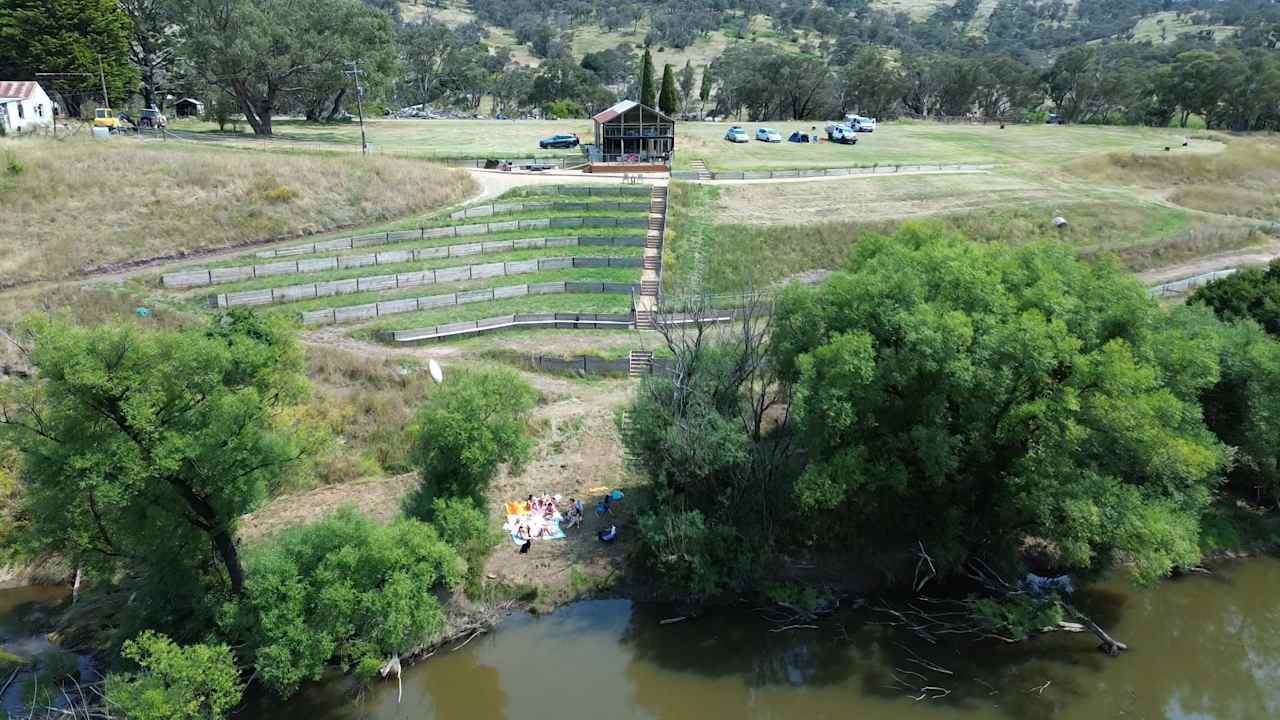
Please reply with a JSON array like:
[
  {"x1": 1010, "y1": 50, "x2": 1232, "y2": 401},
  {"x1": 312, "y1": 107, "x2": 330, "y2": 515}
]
[{"x1": 174, "y1": 98, "x2": 205, "y2": 117}]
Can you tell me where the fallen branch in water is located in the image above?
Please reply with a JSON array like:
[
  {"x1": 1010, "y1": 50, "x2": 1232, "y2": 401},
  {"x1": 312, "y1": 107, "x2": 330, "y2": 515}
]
[
  {"x1": 1027, "y1": 680, "x2": 1051, "y2": 695},
  {"x1": 768, "y1": 624, "x2": 818, "y2": 633},
  {"x1": 659, "y1": 616, "x2": 687, "y2": 625}
]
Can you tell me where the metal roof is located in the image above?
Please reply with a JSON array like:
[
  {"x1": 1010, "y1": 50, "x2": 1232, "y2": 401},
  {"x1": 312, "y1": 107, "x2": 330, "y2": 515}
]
[
  {"x1": 0, "y1": 81, "x2": 41, "y2": 100},
  {"x1": 592, "y1": 100, "x2": 673, "y2": 124}
]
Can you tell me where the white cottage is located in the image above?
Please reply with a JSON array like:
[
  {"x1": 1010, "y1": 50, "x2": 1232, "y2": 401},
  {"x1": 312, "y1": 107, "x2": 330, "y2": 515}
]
[{"x1": 0, "y1": 81, "x2": 55, "y2": 133}]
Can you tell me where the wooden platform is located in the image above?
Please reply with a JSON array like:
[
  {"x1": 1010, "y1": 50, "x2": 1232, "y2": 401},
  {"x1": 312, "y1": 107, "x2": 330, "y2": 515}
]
[{"x1": 587, "y1": 163, "x2": 670, "y2": 174}]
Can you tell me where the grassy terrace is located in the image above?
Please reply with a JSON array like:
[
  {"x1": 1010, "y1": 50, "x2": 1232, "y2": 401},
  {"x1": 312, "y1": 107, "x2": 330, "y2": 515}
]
[
  {"x1": 355, "y1": 293, "x2": 636, "y2": 336},
  {"x1": 176, "y1": 245, "x2": 645, "y2": 297},
  {"x1": 241, "y1": 267, "x2": 641, "y2": 317}
]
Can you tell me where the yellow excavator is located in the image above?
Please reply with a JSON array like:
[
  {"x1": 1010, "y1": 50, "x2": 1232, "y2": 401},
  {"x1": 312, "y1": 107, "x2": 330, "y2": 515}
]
[{"x1": 93, "y1": 107, "x2": 121, "y2": 131}]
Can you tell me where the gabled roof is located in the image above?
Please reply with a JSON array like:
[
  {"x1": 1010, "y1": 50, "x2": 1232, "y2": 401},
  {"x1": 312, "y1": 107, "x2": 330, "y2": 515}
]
[
  {"x1": 592, "y1": 100, "x2": 673, "y2": 124},
  {"x1": 0, "y1": 81, "x2": 42, "y2": 101}
]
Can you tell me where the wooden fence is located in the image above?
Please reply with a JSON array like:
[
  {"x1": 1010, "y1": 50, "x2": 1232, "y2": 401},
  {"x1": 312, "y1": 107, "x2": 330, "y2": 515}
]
[
  {"x1": 302, "y1": 280, "x2": 639, "y2": 327},
  {"x1": 380, "y1": 312, "x2": 638, "y2": 342},
  {"x1": 165, "y1": 235, "x2": 645, "y2": 288},
  {"x1": 450, "y1": 201, "x2": 650, "y2": 220},
  {"x1": 212, "y1": 256, "x2": 644, "y2": 309}
]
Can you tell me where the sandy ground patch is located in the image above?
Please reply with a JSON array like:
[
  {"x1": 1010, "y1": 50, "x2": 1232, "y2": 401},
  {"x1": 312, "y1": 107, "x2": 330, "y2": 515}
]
[
  {"x1": 483, "y1": 373, "x2": 638, "y2": 598},
  {"x1": 714, "y1": 171, "x2": 1058, "y2": 225}
]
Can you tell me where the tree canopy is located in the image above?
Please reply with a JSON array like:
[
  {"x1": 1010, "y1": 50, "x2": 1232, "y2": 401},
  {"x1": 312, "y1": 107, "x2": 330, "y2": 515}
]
[
  {"x1": 403, "y1": 367, "x2": 536, "y2": 519},
  {"x1": 639, "y1": 48, "x2": 656, "y2": 108},
  {"x1": 174, "y1": 0, "x2": 395, "y2": 134},
  {"x1": 226, "y1": 508, "x2": 465, "y2": 696},
  {"x1": 1189, "y1": 260, "x2": 1280, "y2": 336},
  {"x1": 772, "y1": 226, "x2": 1227, "y2": 582},
  {"x1": 0, "y1": 0, "x2": 137, "y2": 112},
  {"x1": 104, "y1": 631, "x2": 243, "y2": 720},
  {"x1": 0, "y1": 312, "x2": 304, "y2": 604}
]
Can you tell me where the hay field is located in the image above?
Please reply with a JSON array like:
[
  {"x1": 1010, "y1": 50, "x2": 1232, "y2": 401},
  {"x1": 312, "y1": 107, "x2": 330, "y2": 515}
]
[{"x1": 0, "y1": 136, "x2": 475, "y2": 286}]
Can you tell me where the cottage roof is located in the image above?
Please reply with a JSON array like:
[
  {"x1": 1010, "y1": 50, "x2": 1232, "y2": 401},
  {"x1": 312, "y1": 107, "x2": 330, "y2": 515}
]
[{"x1": 0, "y1": 81, "x2": 41, "y2": 101}]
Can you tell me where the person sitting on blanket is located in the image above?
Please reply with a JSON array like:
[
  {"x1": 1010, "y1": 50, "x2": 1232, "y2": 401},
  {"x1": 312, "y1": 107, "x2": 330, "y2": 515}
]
[{"x1": 516, "y1": 524, "x2": 530, "y2": 541}]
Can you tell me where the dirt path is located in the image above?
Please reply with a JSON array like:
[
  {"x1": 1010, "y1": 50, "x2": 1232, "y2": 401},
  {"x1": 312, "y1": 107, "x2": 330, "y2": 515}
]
[
  {"x1": 482, "y1": 373, "x2": 638, "y2": 600},
  {"x1": 1137, "y1": 242, "x2": 1280, "y2": 285}
]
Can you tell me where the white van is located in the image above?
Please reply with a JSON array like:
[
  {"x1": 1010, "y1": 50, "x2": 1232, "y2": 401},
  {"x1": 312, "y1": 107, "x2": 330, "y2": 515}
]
[{"x1": 843, "y1": 114, "x2": 877, "y2": 132}]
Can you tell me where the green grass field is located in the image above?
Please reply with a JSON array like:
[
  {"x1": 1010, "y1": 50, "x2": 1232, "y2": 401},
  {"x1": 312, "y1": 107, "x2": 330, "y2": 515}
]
[{"x1": 170, "y1": 117, "x2": 1226, "y2": 173}]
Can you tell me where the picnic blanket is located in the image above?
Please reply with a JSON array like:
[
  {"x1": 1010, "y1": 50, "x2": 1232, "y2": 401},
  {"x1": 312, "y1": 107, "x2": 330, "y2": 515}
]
[{"x1": 502, "y1": 500, "x2": 566, "y2": 545}]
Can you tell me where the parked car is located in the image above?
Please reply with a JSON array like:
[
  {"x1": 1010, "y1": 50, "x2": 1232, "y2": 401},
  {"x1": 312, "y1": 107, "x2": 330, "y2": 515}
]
[
  {"x1": 825, "y1": 123, "x2": 859, "y2": 145},
  {"x1": 724, "y1": 126, "x2": 749, "y2": 143},
  {"x1": 755, "y1": 127, "x2": 782, "y2": 143},
  {"x1": 139, "y1": 107, "x2": 167, "y2": 129},
  {"x1": 539, "y1": 133, "x2": 580, "y2": 149},
  {"x1": 843, "y1": 114, "x2": 877, "y2": 132},
  {"x1": 1046, "y1": 113, "x2": 1065, "y2": 125}
]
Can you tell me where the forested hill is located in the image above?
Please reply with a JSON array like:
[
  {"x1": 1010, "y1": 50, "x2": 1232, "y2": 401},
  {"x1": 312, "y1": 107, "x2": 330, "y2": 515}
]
[
  {"x1": 387, "y1": 0, "x2": 1280, "y2": 128},
  {"x1": 402, "y1": 0, "x2": 1280, "y2": 65}
]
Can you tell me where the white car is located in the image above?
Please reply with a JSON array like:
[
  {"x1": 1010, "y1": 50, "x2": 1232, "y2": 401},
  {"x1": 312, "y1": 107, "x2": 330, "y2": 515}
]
[
  {"x1": 844, "y1": 114, "x2": 877, "y2": 132},
  {"x1": 755, "y1": 127, "x2": 782, "y2": 142},
  {"x1": 724, "y1": 126, "x2": 749, "y2": 143}
]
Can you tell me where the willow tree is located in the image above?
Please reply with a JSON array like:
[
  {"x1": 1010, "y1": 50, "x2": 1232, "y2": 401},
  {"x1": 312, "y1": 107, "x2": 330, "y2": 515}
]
[
  {"x1": 774, "y1": 225, "x2": 1228, "y2": 586},
  {"x1": 0, "y1": 312, "x2": 304, "y2": 599}
]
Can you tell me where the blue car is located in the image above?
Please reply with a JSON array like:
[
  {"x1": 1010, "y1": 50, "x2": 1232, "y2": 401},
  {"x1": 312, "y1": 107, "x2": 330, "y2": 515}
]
[
  {"x1": 724, "y1": 126, "x2": 749, "y2": 143},
  {"x1": 539, "y1": 133, "x2": 580, "y2": 149}
]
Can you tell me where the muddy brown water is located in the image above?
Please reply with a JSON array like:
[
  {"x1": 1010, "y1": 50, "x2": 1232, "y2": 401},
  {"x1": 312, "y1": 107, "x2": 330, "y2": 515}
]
[{"x1": 5, "y1": 557, "x2": 1280, "y2": 719}]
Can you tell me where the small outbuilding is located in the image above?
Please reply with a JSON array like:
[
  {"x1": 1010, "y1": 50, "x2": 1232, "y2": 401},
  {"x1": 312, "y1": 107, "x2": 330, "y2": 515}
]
[
  {"x1": 174, "y1": 98, "x2": 205, "y2": 118},
  {"x1": 0, "y1": 81, "x2": 54, "y2": 133},
  {"x1": 588, "y1": 100, "x2": 674, "y2": 173}
]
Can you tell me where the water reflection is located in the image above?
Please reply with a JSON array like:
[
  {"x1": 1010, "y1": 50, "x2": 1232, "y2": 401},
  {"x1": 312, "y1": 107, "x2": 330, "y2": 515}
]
[{"x1": 11, "y1": 557, "x2": 1273, "y2": 720}]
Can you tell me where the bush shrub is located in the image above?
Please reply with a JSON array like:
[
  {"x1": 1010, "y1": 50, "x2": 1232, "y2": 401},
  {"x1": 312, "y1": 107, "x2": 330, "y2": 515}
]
[
  {"x1": 227, "y1": 508, "x2": 465, "y2": 697},
  {"x1": 403, "y1": 367, "x2": 537, "y2": 520},
  {"x1": 104, "y1": 631, "x2": 242, "y2": 720}
]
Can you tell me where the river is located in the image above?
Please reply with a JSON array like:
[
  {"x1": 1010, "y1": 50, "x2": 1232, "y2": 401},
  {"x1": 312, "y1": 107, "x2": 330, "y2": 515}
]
[{"x1": 4, "y1": 557, "x2": 1280, "y2": 720}]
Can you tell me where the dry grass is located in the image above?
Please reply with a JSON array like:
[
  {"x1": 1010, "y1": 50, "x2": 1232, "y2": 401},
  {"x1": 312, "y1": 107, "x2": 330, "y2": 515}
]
[
  {"x1": 1069, "y1": 137, "x2": 1280, "y2": 221},
  {"x1": 0, "y1": 136, "x2": 476, "y2": 286},
  {"x1": 292, "y1": 345, "x2": 441, "y2": 486}
]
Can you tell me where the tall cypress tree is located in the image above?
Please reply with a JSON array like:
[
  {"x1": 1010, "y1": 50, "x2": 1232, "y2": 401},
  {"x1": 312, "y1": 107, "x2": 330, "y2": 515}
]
[
  {"x1": 659, "y1": 63, "x2": 678, "y2": 116},
  {"x1": 640, "y1": 48, "x2": 656, "y2": 107}
]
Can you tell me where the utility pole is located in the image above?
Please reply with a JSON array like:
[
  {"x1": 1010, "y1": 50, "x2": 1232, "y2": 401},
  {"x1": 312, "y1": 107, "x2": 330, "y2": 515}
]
[
  {"x1": 344, "y1": 60, "x2": 368, "y2": 156},
  {"x1": 98, "y1": 55, "x2": 110, "y2": 109}
]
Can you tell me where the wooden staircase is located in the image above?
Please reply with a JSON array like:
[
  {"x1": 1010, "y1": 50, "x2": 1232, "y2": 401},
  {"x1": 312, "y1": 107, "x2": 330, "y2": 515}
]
[
  {"x1": 634, "y1": 309, "x2": 653, "y2": 329},
  {"x1": 690, "y1": 159, "x2": 712, "y2": 181},
  {"x1": 640, "y1": 280, "x2": 659, "y2": 296},
  {"x1": 628, "y1": 350, "x2": 654, "y2": 377}
]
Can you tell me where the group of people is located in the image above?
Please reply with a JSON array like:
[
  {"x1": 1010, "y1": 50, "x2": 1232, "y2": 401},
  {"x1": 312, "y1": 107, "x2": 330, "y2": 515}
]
[{"x1": 509, "y1": 491, "x2": 619, "y2": 554}]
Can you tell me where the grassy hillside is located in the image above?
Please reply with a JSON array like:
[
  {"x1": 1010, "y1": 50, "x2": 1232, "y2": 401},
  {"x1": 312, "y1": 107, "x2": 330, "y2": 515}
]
[{"x1": 0, "y1": 136, "x2": 475, "y2": 286}]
